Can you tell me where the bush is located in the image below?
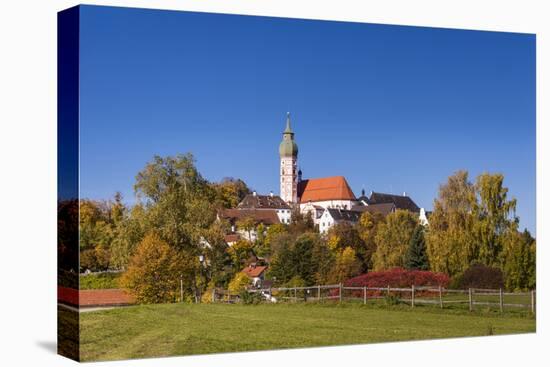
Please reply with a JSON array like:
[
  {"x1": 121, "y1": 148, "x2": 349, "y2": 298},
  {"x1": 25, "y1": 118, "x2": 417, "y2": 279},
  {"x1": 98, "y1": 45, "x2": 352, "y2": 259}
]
[
  {"x1": 345, "y1": 268, "x2": 450, "y2": 289},
  {"x1": 79, "y1": 272, "x2": 121, "y2": 290},
  {"x1": 454, "y1": 263, "x2": 504, "y2": 289},
  {"x1": 239, "y1": 290, "x2": 263, "y2": 305},
  {"x1": 338, "y1": 268, "x2": 449, "y2": 299}
]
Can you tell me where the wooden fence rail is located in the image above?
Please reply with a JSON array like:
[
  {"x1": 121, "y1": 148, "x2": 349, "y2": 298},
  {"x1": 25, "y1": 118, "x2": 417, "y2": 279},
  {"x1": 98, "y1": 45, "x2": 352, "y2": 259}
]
[{"x1": 213, "y1": 284, "x2": 535, "y2": 314}]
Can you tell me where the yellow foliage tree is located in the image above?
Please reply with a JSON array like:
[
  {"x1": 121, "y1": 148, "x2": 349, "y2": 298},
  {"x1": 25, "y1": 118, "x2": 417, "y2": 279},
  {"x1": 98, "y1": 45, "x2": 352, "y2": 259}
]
[
  {"x1": 372, "y1": 210, "x2": 418, "y2": 270},
  {"x1": 121, "y1": 233, "x2": 195, "y2": 304},
  {"x1": 228, "y1": 271, "x2": 250, "y2": 293},
  {"x1": 329, "y1": 247, "x2": 361, "y2": 283}
]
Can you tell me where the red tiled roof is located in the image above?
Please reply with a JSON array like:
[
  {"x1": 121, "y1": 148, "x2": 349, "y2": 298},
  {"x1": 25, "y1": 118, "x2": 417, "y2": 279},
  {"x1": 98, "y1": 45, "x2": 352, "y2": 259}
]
[
  {"x1": 298, "y1": 176, "x2": 356, "y2": 202},
  {"x1": 242, "y1": 265, "x2": 267, "y2": 278},
  {"x1": 224, "y1": 233, "x2": 241, "y2": 243},
  {"x1": 58, "y1": 286, "x2": 135, "y2": 307}
]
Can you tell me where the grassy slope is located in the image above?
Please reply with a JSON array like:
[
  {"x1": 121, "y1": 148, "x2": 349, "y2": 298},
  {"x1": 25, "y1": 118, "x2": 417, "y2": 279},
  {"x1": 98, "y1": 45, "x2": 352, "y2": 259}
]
[{"x1": 79, "y1": 303, "x2": 535, "y2": 362}]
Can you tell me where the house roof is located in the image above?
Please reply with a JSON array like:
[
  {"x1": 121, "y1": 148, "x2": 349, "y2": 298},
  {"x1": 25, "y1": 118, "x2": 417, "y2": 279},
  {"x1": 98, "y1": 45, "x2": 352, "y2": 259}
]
[
  {"x1": 298, "y1": 176, "x2": 356, "y2": 203},
  {"x1": 219, "y1": 209, "x2": 280, "y2": 225},
  {"x1": 367, "y1": 192, "x2": 420, "y2": 212},
  {"x1": 237, "y1": 194, "x2": 290, "y2": 210},
  {"x1": 326, "y1": 208, "x2": 362, "y2": 222},
  {"x1": 242, "y1": 264, "x2": 268, "y2": 278},
  {"x1": 351, "y1": 202, "x2": 396, "y2": 216},
  {"x1": 224, "y1": 233, "x2": 241, "y2": 243}
]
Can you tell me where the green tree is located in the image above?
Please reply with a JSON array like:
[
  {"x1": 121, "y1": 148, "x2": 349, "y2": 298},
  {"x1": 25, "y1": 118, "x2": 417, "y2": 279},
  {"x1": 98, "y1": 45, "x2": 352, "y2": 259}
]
[
  {"x1": 267, "y1": 233, "x2": 295, "y2": 285},
  {"x1": 405, "y1": 225, "x2": 429, "y2": 270},
  {"x1": 110, "y1": 204, "x2": 147, "y2": 269},
  {"x1": 133, "y1": 153, "x2": 217, "y2": 252},
  {"x1": 121, "y1": 233, "x2": 195, "y2": 304},
  {"x1": 288, "y1": 233, "x2": 318, "y2": 285},
  {"x1": 312, "y1": 238, "x2": 335, "y2": 285}
]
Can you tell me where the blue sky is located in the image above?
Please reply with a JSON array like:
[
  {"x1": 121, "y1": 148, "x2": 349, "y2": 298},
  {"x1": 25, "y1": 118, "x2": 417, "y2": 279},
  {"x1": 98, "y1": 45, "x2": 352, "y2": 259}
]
[{"x1": 78, "y1": 5, "x2": 536, "y2": 234}]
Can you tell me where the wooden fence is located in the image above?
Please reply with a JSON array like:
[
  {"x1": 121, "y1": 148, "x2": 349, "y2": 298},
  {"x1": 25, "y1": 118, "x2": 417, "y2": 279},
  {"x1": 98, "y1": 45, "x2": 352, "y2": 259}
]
[{"x1": 213, "y1": 284, "x2": 536, "y2": 314}]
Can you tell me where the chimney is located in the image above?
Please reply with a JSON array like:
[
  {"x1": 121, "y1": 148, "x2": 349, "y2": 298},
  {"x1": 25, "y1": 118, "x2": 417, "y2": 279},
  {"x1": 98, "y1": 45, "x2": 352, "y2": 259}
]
[
  {"x1": 253, "y1": 191, "x2": 257, "y2": 197},
  {"x1": 231, "y1": 224, "x2": 235, "y2": 232},
  {"x1": 403, "y1": 191, "x2": 407, "y2": 197},
  {"x1": 269, "y1": 191, "x2": 274, "y2": 197}
]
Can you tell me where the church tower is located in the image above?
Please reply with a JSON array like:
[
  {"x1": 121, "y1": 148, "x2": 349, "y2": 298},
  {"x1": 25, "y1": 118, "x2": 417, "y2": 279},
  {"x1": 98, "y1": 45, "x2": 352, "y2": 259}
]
[{"x1": 279, "y1": 112, "x2": 299, "y2": 204}]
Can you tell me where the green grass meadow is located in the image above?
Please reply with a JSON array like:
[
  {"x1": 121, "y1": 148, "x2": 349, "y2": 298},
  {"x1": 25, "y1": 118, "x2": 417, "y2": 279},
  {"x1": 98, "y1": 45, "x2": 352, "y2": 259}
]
[{"x1": 79, "y1": 302, "x2": 535, "y2": 362}]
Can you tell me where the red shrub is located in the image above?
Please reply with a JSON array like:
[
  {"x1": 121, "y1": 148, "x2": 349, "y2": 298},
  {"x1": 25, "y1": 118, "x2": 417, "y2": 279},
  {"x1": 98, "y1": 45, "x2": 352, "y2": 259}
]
[{"x1": 345, "y1": 268, "x2": 450, "y2": 289}]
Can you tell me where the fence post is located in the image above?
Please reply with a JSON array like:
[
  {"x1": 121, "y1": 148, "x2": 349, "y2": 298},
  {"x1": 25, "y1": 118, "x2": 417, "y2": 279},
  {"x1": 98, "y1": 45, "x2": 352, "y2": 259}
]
[
  {"x1": 411, "y1": 285, "x2": 415, "y2": 308},
  {"x1": 387, "y1": 285, "x2": 390, "y2": 298},
  {"x1": 439, "y1": 286, "x2": 443, "y2": 309},
  {"x1": 499, "y1": 288, "x2": 504, "y2": 313},
  {"x1": 339, "y1": 283, "x2": 343, "y2": 303},
  {"x1": 318, "y1": 285, "x2": 321, "y2": 301},
  {"x1": 468, "y1": 288, "x2": 473, "y2": 311},
  {"x1": 363, "y1": 286, "x2": 367, "y2": 305},
  {"x1": 531, "y1": 290, "x2": 535, "y2": 314},
  {"x1": 212, "y1": 288, "x2": 216, "y2": 303},
  {"x1": 294, "y1": 287, "x2": 297, "y2": 303},
  {"x1": 180, "y1": 276, "x2": 183, "y2": 303}
]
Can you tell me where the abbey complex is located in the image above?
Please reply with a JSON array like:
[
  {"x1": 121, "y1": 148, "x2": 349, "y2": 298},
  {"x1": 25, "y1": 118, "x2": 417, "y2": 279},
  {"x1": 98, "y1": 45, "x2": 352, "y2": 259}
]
[{"x1": 220, "y1": 113, "x2": 429, "y2": 243}]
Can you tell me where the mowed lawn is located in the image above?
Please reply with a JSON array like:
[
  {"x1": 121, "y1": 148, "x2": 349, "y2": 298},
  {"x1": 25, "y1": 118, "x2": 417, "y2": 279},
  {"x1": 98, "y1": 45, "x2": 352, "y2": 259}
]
[{"x1": 79, "y1": 303, "x2": 535, "y2": 362}]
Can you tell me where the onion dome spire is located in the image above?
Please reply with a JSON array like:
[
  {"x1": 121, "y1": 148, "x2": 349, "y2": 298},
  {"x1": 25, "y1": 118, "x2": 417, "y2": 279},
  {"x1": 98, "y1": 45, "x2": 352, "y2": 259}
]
[{"x1": 279, "y1": 112, "x2": 298, "y2": 157}]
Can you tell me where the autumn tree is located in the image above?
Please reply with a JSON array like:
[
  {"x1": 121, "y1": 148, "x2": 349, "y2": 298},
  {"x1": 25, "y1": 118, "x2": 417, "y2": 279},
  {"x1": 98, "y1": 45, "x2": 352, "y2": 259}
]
[
  {"x1": 356, "y1": 212, "x2": 385, "y2": 271},
  {"x1": 228, "y1": 271, "x2": 250, "y2": 293},
  {"x1": 473, "y1": 173, "x2": 518, "y2": 267},
  {"x1": 502, "y1": 229, "x2": 536, "y2": 290},
  {"x1": 228, "y1": 239, "x2": 255, "y2": 269},
  {"x1": 373, "y1": 210, "x2": 418, "y2": 270},
  {"x1": 211, "y1": 177, "x2": 251, "y2": 209},
  {"x1": 405, "y1": 225, "x2": 429, "y2": 270},
  {"x1": 328, "y1": 247, "x2": 361, "y2": 283},
  {"x1": 425, "y1": 171, "x2": 477, "y2": 276},
  {"x1": 121, "y1": 233, "x2": 195, "y2": 304}
]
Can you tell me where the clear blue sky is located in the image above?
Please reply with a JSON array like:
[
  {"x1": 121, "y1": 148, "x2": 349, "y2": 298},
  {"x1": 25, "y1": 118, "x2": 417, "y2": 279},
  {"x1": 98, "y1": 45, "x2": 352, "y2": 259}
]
[{"x1": 78, "y1": 5, "x2": 536, "y2": 234}]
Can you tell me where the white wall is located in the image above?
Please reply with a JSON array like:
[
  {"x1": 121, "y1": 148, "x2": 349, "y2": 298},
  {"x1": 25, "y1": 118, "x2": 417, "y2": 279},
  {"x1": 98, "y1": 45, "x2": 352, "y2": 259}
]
[
  {"x1": 300, "y1": 199, "x2": 357, "y2": 210},
  {"x1": 275, "y1": 208, "x2": 292, "y2": 224}
]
